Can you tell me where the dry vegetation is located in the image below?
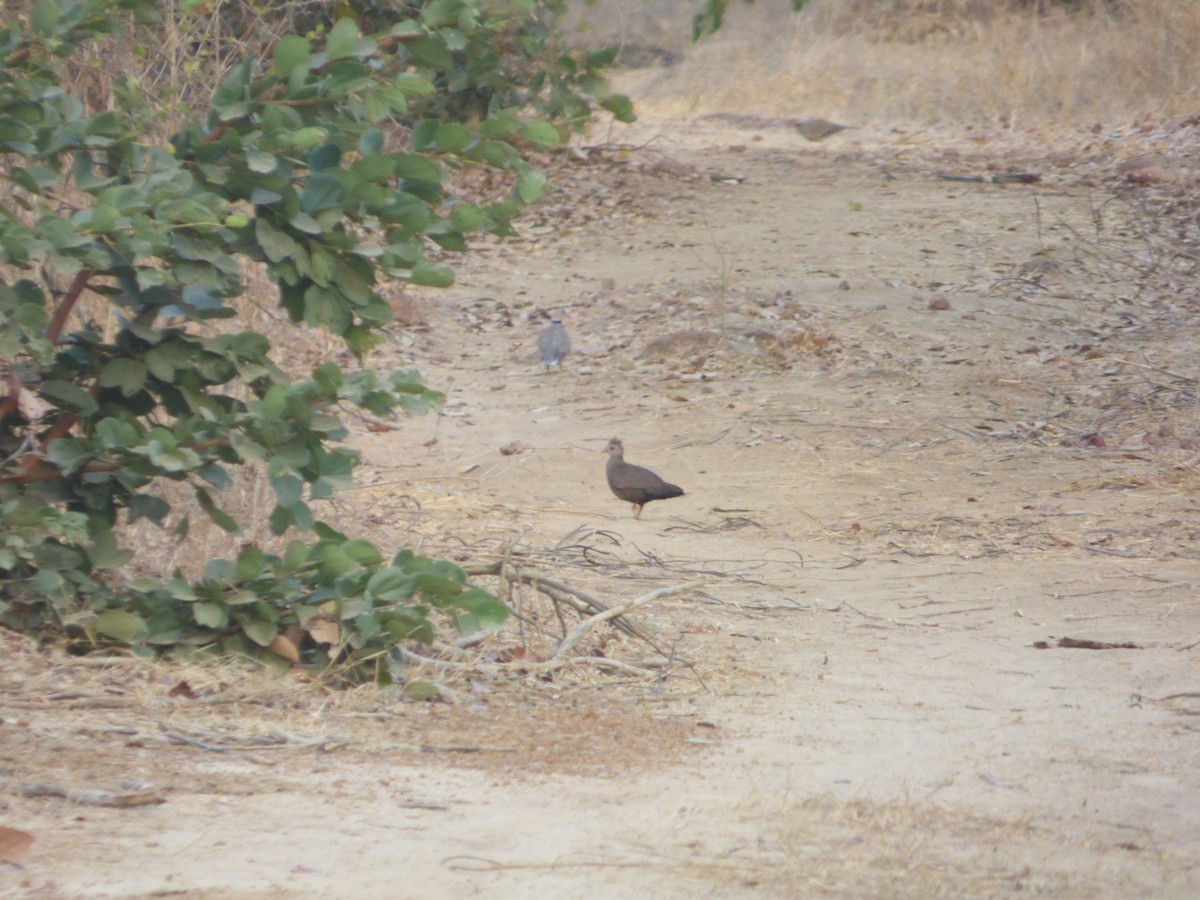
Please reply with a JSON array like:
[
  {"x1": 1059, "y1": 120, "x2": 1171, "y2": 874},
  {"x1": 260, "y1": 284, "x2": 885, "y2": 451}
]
[
  {"x1": 585, "y1": 0, "x2": 1200, "y2": 128},
  {"x1": 6, "y1": 3, "x2": 1200, "y2": 895}
]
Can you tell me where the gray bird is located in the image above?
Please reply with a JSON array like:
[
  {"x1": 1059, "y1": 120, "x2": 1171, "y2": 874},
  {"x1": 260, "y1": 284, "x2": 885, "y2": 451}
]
[
  {"x1": 795, "y1": 118, "x2": 855, "y2": 142},
  {"x1": 604, "y1": 438, "x2": 684, "y2": 519},
  {"x1": 537, "y1": 312, "x2": 570, "y2": 369}
]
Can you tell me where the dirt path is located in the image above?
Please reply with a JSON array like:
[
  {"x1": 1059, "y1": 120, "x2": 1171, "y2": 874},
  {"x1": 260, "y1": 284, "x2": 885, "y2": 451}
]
[{"x1": 6, "y1": 114, "x2": 1200, "y2": 898}]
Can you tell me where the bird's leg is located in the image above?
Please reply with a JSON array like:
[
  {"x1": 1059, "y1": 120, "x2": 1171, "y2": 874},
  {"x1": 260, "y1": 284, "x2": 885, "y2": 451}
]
[{"x1": 634, "y1": 504, "x2": 643, "y2": 519}]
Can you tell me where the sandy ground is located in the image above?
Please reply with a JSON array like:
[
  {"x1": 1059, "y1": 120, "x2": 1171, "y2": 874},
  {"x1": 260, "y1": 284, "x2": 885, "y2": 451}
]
[{"x1": 5, "y1": 92, "x2": 1200, "y2": 897}]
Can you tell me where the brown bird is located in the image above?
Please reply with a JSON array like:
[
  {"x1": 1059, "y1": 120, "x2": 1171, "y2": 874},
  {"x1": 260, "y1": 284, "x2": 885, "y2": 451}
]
[
  {"x1": 603, "y1": 438, "x2": 684, "y2": 519},
  {"x1": 794, "y1": 118, "x2": 855, "y2": 142}
]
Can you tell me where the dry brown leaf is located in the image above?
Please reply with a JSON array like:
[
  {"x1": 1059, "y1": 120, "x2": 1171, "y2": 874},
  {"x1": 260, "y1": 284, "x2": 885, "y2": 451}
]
[
  {"x1": 0, "y1": 825, "x2": 34, "y2": 861},
  {"x1": 307, "y1": 615, "x2": 340, "y2": 646},
  {"x1": 267, "y1": 633, "x2": 300, "y2": 664},
  {"x1": 167, "y1": 680, "x2": 198, "y2": 699},
  {"x1": 493, "y1": 646, "x2": 544, "y2": 664}
]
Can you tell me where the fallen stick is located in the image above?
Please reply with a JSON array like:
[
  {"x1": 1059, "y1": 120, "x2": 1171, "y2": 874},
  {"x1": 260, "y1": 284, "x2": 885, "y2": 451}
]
[
  {"x1": 466, "y1": 561, "x2": 711, "y2": 690},
  {"x1": 908, "y1": 605, "x2": 995, "y2": 619},
  {"x1": 470, "y1": 562, "x2": 615, "y2": 618},
  {"x1": 554, "y1": 581, "x2": 704, "y2": 660},
  {"x1": 0, "y1": 777, "x2": 165, "y2": 808},
  {"x1": 527, "y1": 656, "x2": 654, "y2": 677}
]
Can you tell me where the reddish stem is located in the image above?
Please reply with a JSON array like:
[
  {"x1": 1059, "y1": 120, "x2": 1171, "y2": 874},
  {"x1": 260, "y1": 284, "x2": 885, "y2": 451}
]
[
  {"x1": 46, "y1": 268, "x2": 94, "y2": 345},
  {"x1": 0, "y1": 460, "x2": 121, "y2": 485}
]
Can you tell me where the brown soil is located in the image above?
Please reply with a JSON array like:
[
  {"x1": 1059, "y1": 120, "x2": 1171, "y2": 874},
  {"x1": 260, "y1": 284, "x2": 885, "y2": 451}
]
[{"x1": 5, "y1": 104, "x2": 1200, "y2": 897}]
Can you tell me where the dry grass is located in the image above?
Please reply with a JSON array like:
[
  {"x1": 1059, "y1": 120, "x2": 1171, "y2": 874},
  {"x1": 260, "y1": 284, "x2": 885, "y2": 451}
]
[
  {"x1": 758, "y1": 796, "x2": 1059, "y2": 897},
  {"x1": 595, "y1": 0, "x2": 1200, "y2": 128},
  {"x1": 0, "y1": 610, "x2": 702, "y2": 783}
]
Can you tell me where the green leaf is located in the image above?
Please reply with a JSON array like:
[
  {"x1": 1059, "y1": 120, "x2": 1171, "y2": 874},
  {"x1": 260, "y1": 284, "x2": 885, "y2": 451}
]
[
  {"x1": 407, "y1": 36, "x2": 452, "y2": 68},
  {"x1": 367, "y1": 566, "x2": 416, "y2": 602},
  {"x1": 359, "y1": 128, "x2": 384, "y2": 155},
  {"x1": 258, "y1": 383, "x2": 288, "y2": 418},
  {"x1": 352, "y1": 154, "x2": 395, "y2": 183},
  {"x1": 380, "y1": 608, "x2": 434, "y2": 644},
  {"x1": 452, "y1": 588, "x2": 509, "y2": 634},
  {"x1": 274, "y1": 34, "x2": 311, "y2": 79},
  {"x1": 269, "y1": 471, "x2": 304, "y2": 508},
  {"x1": 283, "y1": 127, "x2": 327, "y2": 151},
  {"x1": 242, "y1": 617, "x2": 278, "y2": 647},
  {"x1": 364, "y1": 89, "x2": 388, "y2": 123},
  {"x1": 303, "y1": 284, "x2": 351, "y2": 333},
  {"x1": 449, "y1": 203, "x2": 486, "y2": 232},
  {"x1": 268, "y1": 504, "x2": 293, "y2": 535},
  {"x1": 44, "y1": 438, "x2": 90, "y2": 473},
  {"x1": 89, "y1": 530, "x2": 134, "y2": 570},
  {"x1": 255, "y1": 218, "x2": 304, "y2": 263},
  {"x1": 520, "y1": 121, "x2": 561, "y2": 147},
  {"x1": 196, "y1": 488, "x2": 239, "y2": 533},
  {"x1": 289, "y1": 212, "x2": 323, "y2": 235},
  {"x1": 91, "y1": 610, "x2": 144, "y2": 643},
  {"x1": 601, "y1": 93, "x2": 636, "y2": 123},
  {"x1": 128, "y1": 494, "x2": 170, "y2": 525},
  {"x1": 308, "y1": 143, "x2": 341, "y2": 172},
  {"x1": 31, "y1": 0, "x2": 59, "y2": 37},
  {"x1": 144, "y1": 345, "x2": 177, "y2": 380},
  {"x1": 403, "y1": 679, "x2": 440, "y2": 701},
  {"x1": 99, "y1": 358, "x2": 147, "y2": 396},
  {"x1": 392, "y1": 73, "x2": 435, "y2": 97},
  {"x1": 410, "y1": 261, "x2": 454, "y2": 288},
  {"x1": 148, "y1": 444, "x2": 202, "y2": 472},
  {"x1": 325, "y1": 16, "x2": 361, "y2": 59},
  {"x1": 432, "y1": 122, "x2": 472, "y2": 153},
  {"x1": 246, "y1": 151, "x2": 277, "y2": 173},
  {"x1": 199, "y1": 463, "x2": 231, "y2": 489},
  {"x1": 480, "y1": 111, "x2": 520, "y2": 138},
  {"x1": 193, "y1": 601, "x2": 228, "y2": 628},
  {"x1": 235, "y1": 545, "x2": 267, "y2": 582},
  {"x1": 301, "y1": 173, "x2": 344, "y2": 213},
  {"x1": 217, "y1": 101, "x2": 251, "y2": 123},
  {"x1": 40, "y1": 380, "x2": 99, "y2": 416},
  {"x1": 341, "y1": 539, "x2": 383, "y2": 566},
  {"x1": 517, "y1": 170, "x2": 548, "y2": 204},
  {"x1": 392, "y1": 154, "x2": 442, "y2": 184},
  {"x1": 344, "y1": 326, "x2": 382, "y2": 358},
  {"x1": 95, "y1": 418, "x2": 138, "y2": 449}
]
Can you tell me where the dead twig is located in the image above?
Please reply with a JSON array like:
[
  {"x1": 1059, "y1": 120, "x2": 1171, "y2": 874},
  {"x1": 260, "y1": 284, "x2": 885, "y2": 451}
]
[
  {"x1": 525, "y1": 656, "x2": 655, "y2": 677},
  {"x1": 554, "y1": 581, "x2": 704, "y2": 660},
  {"x1": 0, "y1": 777, "x2": 165, "y2": 807},
  {"x1": 466, "y1": 559, "x2": 711, "y2": 690},
  {"x1": 905, "y1": 605, "x2": 995, "y2": 619},
  {"x1": 469, "y1": 560, "x2": 636, "y2": 635}
]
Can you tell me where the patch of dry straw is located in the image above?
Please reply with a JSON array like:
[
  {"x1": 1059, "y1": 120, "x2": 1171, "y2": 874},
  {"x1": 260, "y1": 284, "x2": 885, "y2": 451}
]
[{"x1": 609, "y1": 0, "x2": 1200, "y2": 129}]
